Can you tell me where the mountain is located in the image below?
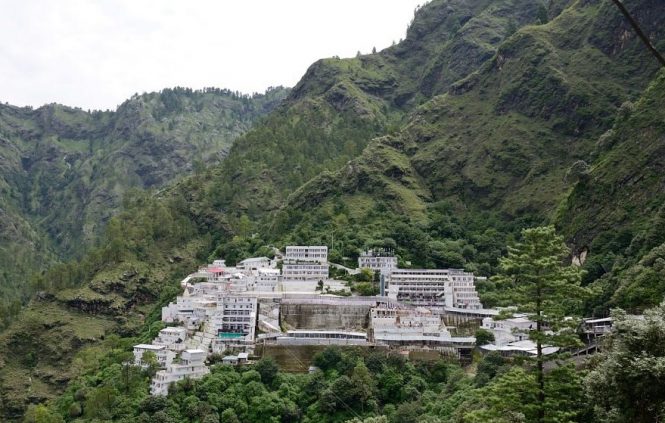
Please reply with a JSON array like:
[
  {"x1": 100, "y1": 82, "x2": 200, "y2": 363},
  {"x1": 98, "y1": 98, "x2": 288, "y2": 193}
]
[
  {"x1": 207, "y1": 0, "x2": 548, "y2": 217},
  {"x1": 557, "y1": 69, "x2": 665, "y2": 313},
  {"x1": 1, "y1": 0, "x2": 665, "y2": 419},
  {"x1": 0, "y1": 87, "x2": 288, "y2": 326},
  {"x1": 270, "y1": 0, "x2": 665, "y2": 275},
  {"x1": 0, "y1": 0, "x2": 552, "y2": 416}
]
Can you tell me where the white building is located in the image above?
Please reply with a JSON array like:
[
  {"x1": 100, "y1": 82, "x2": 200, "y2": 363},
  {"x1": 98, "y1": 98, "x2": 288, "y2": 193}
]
[
  {"x1": 211, "y1": 296, "x2": 257, "y2": 354},
  {"x1": 285, "y1": 246, "x2": 328, "y2": 263},
  {"x1": 386, "y1": 269, "x2": 481, "y2": 309},
  {"x1": 273, "y1": 330, "x2": 368, "y2": 345},
  {"x1": 481, "y1": 314, "x2": 535, "y2": 346},
  {"x1": 162, "y1": 296, "x2": 217, "y2": 329},
  {"x1": 480, "y1": 340, "x2": 559, "y2": 357},
  {"x1": 370, "y1": 306, "x2": 473, "y2": 347},
  {"x1": 282, "y1": 263, "x2": 329, "y2": 281},
  {"x1": 479, "y1": 313, "x2": 564, "y2": 357},
  {"x1": 582, "y1": 317, "x2": 613, "y2": 336},
  {"x1": 133, "y1": 344, "x2": 176, "y2": 368},
  {"x1": 255, "y1": 268, "x2": 280, "y2": 292},
  {"x1": 237, "y1": 257, "x2": 272, "y2": 274},
  {"x1": 153, "y1": 327, "x2": 188, "y2": 352},
  {"x1": 282, "y1": 245, "x2": 329, "y2": 282},
  {"x1": 222, "y1": 352, "x2": 250, "y2": 365},
  {"x1": 358, "y1": 249, "x2": 397, "y2": 275},
  {"x1": 151, "y1": 349, "x2": 210, "y2": 396}
]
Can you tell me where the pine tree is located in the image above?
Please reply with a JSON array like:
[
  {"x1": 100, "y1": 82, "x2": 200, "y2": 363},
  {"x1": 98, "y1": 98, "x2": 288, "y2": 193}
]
[{"x1": 492, "y1": 226, "x2": 588, "y2": 423}]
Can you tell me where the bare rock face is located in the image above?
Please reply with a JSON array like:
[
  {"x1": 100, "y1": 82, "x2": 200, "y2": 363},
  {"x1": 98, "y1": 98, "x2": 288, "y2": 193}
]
[{"x1": 572, "y1": 247, "x2": 589, "y2": 266}]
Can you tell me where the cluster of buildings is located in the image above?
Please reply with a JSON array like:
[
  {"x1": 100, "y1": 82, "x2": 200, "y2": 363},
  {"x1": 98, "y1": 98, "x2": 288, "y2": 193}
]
[
  {"x1": 133, "y1": 245, "x2": 500, "y2": 395},
  {"x1": 370, "y1": 305, "x2": 474, "y2": 349},
  {"x1": 478, "y1": 314, "x2": 561, "y2": 356}
]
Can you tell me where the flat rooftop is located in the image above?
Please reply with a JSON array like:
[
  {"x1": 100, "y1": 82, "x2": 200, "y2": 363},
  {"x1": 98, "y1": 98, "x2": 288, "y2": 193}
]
[{"x1": 134, "y1": 344, "x2": 165, "y2": 350}]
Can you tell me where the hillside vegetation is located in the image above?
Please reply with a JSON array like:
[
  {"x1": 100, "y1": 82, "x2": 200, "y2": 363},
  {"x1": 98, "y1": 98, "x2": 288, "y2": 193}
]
[
  {"x1": 0, "y1": 87, "x2": 288, "y2": 327},
  {"x1": 2, "y1": 0, "x2": 665, "y2": 420},
  {"x1": 268, "y1": 0, "x2": 665, "y2": 277},
  {"x1": 558, "y1": 70, "x2": 665, "y2": 314}
]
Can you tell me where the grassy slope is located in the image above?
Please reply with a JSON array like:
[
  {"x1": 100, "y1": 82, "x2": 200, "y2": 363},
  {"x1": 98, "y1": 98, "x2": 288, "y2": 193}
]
[
  {"x1": 0, "y1": 188, "x2": 220, "y2": 418},
  {"x1": 558, "y1": 69, "x2": 665, "y2": 249}
]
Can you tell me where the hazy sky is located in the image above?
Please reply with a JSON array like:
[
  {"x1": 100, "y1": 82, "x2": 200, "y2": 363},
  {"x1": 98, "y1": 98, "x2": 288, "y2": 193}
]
[{"x1": 0, "y1": 0, "x2": 424, "y2": 110}]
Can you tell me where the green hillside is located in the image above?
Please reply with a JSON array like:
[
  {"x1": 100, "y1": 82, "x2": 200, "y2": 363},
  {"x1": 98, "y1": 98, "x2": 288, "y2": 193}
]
[
  {"x1": 0, "y1": 87, "x2": 288, "y2": 327},
  {"x1": 1, "y1": 0, "x2": 665, "y2": 420},
  {"x1": 0, "y1": 0, "x2": 553, "y2": 417},
  {"x1": 557, "y1": 69, "x2": 665, "y2": 313},
  {"x1": 208, "y1": 0, "x2": 548, "y2": 216},
  {"x1": 269, "y1": 0, "x2": 665, "y2": 275}
]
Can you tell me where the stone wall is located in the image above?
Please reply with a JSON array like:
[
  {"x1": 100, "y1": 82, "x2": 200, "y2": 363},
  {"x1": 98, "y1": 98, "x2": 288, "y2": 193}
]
[{"x1": 280, "y1": 303, "x2": 371, "y2": 330}]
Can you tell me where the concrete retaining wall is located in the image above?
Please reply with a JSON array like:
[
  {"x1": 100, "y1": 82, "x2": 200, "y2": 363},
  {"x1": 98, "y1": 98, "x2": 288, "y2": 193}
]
[{"x1": 280, "y1": 303, "x2": 371, "y2": 330}]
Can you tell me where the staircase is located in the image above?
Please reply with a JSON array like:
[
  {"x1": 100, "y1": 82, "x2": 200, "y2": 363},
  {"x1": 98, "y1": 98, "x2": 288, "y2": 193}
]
[{"x1": 185, "y1": 321, "x2": 217, "y2": 352}]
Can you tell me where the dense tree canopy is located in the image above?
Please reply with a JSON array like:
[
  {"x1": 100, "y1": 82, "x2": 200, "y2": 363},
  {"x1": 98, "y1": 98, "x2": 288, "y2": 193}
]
[{"x1": 586, "y1": 302, "x2": 665, "y2": 422}]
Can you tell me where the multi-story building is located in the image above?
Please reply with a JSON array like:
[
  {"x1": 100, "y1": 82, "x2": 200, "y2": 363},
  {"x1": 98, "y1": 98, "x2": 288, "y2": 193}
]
[
  {"x1": 358, "y1": 249, "x2": 397, "y2": 275},
  {"x1": 133, "y1": 344, "x2": 176, "y2": 368},
  {"x1": 285, "y1": 246, "x2": 328, "y2": 263},
  {"x1": 151, "y1": 349, "x2": 209, "y2": 396},
  {"x1": 386, "y1": 269, "x2": 481, "y2": 309},
  {"x1": 162, "y1": 296, "x2": 217, "y2": 329},
  {"x1": 254, "y1": 268, "x2": 280, "y2": 292},
  {"x1": 370, "y1": 306, "x2": 474, "y2": 348},
  {"x1": 283, "y1": 245, "x2": 329, "y2": 281},
  {"x1": 210, "y1": 296, "x2": 257, "y2": 354},
  {"x1": 282, "y1": 263, "x2": 329, "y2": 281},
  {"x1": 153, "y1": 327, "x2": 188, "y2": 352}
]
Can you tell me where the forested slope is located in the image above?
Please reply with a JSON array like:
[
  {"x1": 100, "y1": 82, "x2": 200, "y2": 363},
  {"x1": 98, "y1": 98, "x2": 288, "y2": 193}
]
[
  {"x1": 0, "y1": 87, "x2": 288, "y2": 327},
  {"x1": 270, "y1": 0, "x2": 665, "y2": 276},
  {"x1": 2, "y1": 0, "x2": 665, "y2": 420},
  {"x1": 558, "y1": 70, "x2": 665, "y2": 313}
]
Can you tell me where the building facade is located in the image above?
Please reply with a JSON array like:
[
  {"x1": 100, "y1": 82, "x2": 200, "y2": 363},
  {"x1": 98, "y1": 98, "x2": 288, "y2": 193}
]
[
  {"x1": 284, "y1": 246, "x2": 328, "y2": 263},
  {"x1": 237, "y1": 257, "x2": 272, "y2": 274},
  {"x1": 481, "y1": 314, "x2": 534, "y2": 346},
  {"x1": 153, "y1": 327, "x2": 188, "y2": 352},
  {"x1": 386, "y1": 269, "x2": 482, "y2": 309},
  {"x1": 255, "y1": 268, "x2": 280, "y2": 292},
  {"x1": 133, "y1": 344, "x2": 176, "y2": 368},
  {"x1": 210, "y1": 296, "x2": 257, "y2": 353},
  {"x1": 358, "y1": 249, "x2": 397, "y2": 275},
  {"x1": 283, "y1": 245, "x2": 329, "y2": 281},
  {"x1": 150, "y1": 349, "x2": 209, "y2": 396},
  {"x1": 282, "y1": 263, "x2": 329, "y2": 281},
  {"x1": 370, "y1": 306, "x2": 474, "y2": 348}
]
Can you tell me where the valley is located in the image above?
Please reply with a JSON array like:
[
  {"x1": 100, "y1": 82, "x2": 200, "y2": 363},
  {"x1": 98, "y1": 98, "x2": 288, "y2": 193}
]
[{"x1": 2, "y1": 0, "x2": 665, "y2": 421}]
